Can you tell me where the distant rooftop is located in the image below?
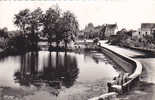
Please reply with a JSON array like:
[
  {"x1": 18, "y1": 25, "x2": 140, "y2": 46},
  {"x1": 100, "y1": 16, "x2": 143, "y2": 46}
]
[
  {"x1": 141, "y1": 23, "x2": 155, "y2": 29},
  {"x1": 106, "y1": 24, "x2": 117, "y2": 29}
]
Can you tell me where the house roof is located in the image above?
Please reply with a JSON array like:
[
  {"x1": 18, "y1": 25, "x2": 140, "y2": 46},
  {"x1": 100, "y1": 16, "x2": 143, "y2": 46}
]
[
  {"x1": 106, "y1": 24, "x2": 117, "y2": 29},
  {"x1": 129, "y1": 29, "x2": 137, "y2": 32},
  {"x1": 141, "y1": 23, "x2": 155, "y2": 29}
]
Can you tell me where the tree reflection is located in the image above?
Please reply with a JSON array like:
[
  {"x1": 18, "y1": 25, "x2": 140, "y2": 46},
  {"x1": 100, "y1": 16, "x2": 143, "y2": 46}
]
[
  {"x1": 14, "y1": 51, "x2": 79, "y2": 94},
  {"x1": 14, "y1": 52, "x2": 39, "y2": 86},
  {"x1": 63, "y1": 52, "x2": 79, "y2": 88}
]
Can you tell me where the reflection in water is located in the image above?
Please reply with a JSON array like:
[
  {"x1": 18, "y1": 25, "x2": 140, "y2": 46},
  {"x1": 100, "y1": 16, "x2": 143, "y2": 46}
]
[
  {"x1": 14, "y1": 52, "x2": 39, "y2": 87},
  {"x1": 0, "y1": 50, "x2": 119, "y2": 98},
  {"x1": 83, "y1": 51, "x2": 108, "y2": 64},
  {"x1": 14, "y1": 52, "x2": 79, "y2": 91}
]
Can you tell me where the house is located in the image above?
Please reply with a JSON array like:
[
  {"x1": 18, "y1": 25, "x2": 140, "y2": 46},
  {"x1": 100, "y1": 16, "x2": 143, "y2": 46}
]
[
  {"x1": 140, "y1": 23, "x2": 155, "y2": 38},
  {"x1": 105, "y1": 24, "x2": 118, "y2": 37},
  {"x1": 131, "y1": 28, "x2": 142, "y2": 39}
]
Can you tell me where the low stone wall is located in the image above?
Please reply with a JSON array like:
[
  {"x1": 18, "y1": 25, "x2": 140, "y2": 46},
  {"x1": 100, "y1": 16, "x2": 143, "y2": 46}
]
[
  {"x1": 100, "y1": 46, "x2": 142, "y2": 78},
  {"x1": 89, "y1": 46, "x2": 142, "y2": 100},
  {"x1": 100, "y1": 47, "x2": 135, "y2": 74},
  {"x1": 100, "y1": 46, "x2": 142, "y2": 91}
]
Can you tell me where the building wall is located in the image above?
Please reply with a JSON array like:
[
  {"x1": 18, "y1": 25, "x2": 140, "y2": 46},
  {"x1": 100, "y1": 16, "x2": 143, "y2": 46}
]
[
  {"x1": 105, "y1": 28, "x2": 116, "y2": 37},
  {"x1": 132, "y1": 28, "x2": 143, "y2": 39},
  {"x1": 141, "y1": 28, "x2": 152, "y2": 36},
  {"x1": 133, "y1": 28, "x2": 153, "y2": 39}
]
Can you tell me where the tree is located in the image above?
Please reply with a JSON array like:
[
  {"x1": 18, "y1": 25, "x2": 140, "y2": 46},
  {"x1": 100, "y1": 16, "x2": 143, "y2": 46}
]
[
  {"x1": 28, "y1": 7, "x2": 43, "y2": 49},
  {"x1": 13, "y1": 6, "x2": 80, "y2": 52},
  {"x1": 0, "y1": 27, "x2": 8, "y2": 38},
  {"x1": 14, "y1": 9, "x2": 31, "y2": 35},
  {"x1": 84, "y1": 22, "x2": 95, "y2": 39},
  {"x1": 99, "y1": 25, "x2": 106, "y2": 40},
  {"x1": 13, "y1": 9, "x2": 31, "y2": 51},
  {"x1": 0, "y1": 27, "x2": 9, "y2": 49},
  {"x1": 61, "y1": 11, "x2": 79, "y2": 49},
  {"x1": 42, "y1": 5, "x2": 61, "y2": 48},
  {"x1": 14, "y1": 8, "x2": 43, "y2": 50}
]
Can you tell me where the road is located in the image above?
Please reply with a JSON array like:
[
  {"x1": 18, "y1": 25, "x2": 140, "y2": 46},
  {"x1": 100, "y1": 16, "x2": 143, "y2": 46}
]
[{"x1": 100, "y1": 40, "x2": 155, "y2": 100}]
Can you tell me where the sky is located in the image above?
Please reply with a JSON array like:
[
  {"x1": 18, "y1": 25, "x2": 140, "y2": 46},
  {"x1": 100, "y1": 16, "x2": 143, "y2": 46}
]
[{"x1": 0, "y1": 0, "x2": 155, "y2": 31}]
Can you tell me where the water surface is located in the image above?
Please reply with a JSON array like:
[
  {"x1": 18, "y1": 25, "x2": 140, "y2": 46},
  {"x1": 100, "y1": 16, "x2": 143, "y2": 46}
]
[{"x1": 0, "y1": 51, "x2": 119, "y2": 99}]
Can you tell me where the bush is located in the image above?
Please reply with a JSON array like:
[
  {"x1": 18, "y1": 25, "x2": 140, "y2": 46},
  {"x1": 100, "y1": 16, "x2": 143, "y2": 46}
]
[{"x1": 8, "y1": 35, "x2": 31, "y2": 53}]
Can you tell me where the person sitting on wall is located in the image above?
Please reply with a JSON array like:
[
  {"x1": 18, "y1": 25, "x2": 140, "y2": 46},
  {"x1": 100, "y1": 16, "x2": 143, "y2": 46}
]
[{"x1": 112, "y1": 72, "x2": 129, "y2": 85}]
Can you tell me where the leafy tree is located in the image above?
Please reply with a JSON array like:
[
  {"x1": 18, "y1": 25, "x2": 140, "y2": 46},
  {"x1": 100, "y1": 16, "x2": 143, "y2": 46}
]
[
  {"x1": 42, "y1": 6, "x2": 61, "y2": 47},
  {"x1": 27, "y1": 7, "x2": 43, "y2": 49},
  {"x1": 13, "y1": 9, "x2": 31, "y2": 51},
  {"x1": 14, "y1": 9, "x2": 31, "y2": 35},
  {"x1": 84, "y1": 23, "x2": 94, "y2": 39},
  {"x1": 0, "y1": 27, "x2": 9, "y2": 49},
  {"x1": 0, "y1": 27, "x2": 8, "y2": 38},
  {"x1": 61, "y1": 11, "x2": 79, "y2": 49},
  {"x1": 13, "y1": 6, "x2": 80, "y2": 52},
  {"x1": 14, "y1": 8, "x2": 43, "y2": 50},
  {"x1": 8, "y1": 34, "x2": 30, "y2": 53},
  {"x1": 99, "y1": 25, "x2": 106, "y2": 39}
]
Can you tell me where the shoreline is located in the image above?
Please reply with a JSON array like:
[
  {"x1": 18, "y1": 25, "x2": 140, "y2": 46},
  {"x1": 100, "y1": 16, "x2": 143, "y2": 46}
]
[
  {"x1": 0, "y1": 42, "x2": 143, "y2": 100},
  {"x1": 0, "y1": 46, "x2": 120, "y2": 100},
  {"x1": 89, "y1": 43, "x2": 143, "y2": 100}
]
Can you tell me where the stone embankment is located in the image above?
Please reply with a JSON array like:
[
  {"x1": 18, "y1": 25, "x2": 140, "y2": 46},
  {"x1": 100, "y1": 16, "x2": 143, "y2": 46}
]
[{"x1": 89, "y1": 46, "x2": 142, "y2": 100}]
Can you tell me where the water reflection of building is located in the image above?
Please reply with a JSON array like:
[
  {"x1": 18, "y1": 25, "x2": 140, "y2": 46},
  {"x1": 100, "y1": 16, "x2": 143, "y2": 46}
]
[
  {"x1": 14, "y1": 52, "x2": 79, "y2": 93},
  {"x1": 83, "y1": 51, "x2": 100, "y2": 64}
]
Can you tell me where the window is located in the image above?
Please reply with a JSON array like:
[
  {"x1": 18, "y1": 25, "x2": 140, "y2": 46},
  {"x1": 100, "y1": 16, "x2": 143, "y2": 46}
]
[{"x1": 145, "y1": 32, "x2": 147, "y2": 35}]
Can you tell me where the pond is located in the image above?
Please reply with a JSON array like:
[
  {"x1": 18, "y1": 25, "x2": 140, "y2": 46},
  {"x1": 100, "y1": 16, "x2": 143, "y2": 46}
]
[{"x1": 0, "y1": 51, "x2": 120, "y2": 100}]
